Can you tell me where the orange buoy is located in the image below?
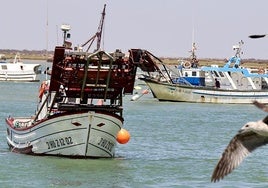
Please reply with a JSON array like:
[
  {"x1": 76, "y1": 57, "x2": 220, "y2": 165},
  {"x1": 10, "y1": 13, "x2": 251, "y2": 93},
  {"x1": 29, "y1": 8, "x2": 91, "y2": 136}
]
[{"x1": 116, "y1": 128, "x2": 130, "y2": 144}]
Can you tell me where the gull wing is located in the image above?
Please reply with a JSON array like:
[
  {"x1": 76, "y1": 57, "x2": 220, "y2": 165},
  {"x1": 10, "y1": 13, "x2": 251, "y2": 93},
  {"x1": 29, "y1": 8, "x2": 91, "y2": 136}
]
[
  {"x1": 262, "y1": 115, "x2": 268, "y2": 125},
  {"x1": 211, "y1": 131, "x2": 268, "y2": 182}
]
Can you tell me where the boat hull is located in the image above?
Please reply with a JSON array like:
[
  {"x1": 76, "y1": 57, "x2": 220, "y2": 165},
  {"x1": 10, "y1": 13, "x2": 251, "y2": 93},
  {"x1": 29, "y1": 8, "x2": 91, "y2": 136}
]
[
  {"x1": 0, "y1": 63, "x2": 41, "y2": 82},
  {"x1": 6, "y1": 111, "x2": 123, "y2": 158},
  {"x1": 144, "y1": 79, "x2": 268, "y2": 104},
  {"x1": 0, "y1": 71, "x2": 39, "y2": 81}
]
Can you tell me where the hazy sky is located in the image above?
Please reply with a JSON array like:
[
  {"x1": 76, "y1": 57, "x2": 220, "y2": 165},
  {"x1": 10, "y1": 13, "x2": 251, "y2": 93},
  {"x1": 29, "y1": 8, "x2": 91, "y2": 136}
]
[{"x1": 1, "y1": 0, "x2": 268, "y2": 59}]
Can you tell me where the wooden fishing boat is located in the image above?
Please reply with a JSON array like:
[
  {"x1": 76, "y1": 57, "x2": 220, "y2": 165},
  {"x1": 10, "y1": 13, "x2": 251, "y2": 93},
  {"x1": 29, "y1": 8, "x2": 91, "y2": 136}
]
[{"x1": 5, "y1": 5, "x2": 142, "y2": 158}]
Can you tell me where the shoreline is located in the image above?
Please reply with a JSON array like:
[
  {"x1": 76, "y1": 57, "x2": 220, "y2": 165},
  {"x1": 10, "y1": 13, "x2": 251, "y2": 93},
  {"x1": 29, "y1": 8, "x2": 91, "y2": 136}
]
[{"x1": 1, "y1": 51, "x2": 268, "y2": 69}]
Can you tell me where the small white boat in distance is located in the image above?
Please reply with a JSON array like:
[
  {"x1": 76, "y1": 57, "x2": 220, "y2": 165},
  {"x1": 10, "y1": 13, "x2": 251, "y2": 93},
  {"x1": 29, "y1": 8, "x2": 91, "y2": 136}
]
[{"x1": 0, "y1": 53, "x2": 41, "y2": 82}]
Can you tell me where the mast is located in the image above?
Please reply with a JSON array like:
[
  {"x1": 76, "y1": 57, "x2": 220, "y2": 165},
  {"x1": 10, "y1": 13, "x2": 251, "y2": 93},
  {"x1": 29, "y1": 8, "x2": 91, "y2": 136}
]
[
  {"x1": 45, "y1": 0, "x2": 49, "y2": 80},
  {"x1": 81, "y1": 4, "x2": 106, "y2": 52},
  {"x1": 96, "y1": 4, "x2": 106, "y2": 50}
]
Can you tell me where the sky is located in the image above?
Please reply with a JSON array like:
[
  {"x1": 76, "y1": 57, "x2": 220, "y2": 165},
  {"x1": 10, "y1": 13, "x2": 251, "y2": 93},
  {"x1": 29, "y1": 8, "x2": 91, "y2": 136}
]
[{"x1": 1, "y1": 0, "x2": 268, "y2": 59}]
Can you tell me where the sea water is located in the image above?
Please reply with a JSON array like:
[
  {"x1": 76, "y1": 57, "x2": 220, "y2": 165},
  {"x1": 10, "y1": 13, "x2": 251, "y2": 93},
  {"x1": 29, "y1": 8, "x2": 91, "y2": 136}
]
[{"x1": 0, "y1": 60, "x2": 268, "y2": 187}]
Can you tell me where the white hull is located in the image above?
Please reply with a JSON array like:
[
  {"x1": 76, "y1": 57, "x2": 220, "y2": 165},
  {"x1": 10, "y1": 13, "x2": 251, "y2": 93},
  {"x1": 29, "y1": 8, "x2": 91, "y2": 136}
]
[
  {"x1": 6, "y1": 111, "x2": 123, "y2": 158},
  {"x1": 0, "y1": 71, "x2": 39, "y2": 81},
  {"x1": 0, "y1": 62, "x2": 40, "y2": 81},
  {"x1": 145, "y1": 79, "x2": 268, "y2": 104}
]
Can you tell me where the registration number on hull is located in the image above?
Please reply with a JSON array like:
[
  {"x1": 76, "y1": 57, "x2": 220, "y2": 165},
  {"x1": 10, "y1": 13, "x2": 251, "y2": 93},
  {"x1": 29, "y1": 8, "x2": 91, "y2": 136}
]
[
  {"x1": 97, "y1": 137, "x2": 114, "y2": 152},
  {"x1": 46, "y1": 137, "x2": 73, "y2": 150}
]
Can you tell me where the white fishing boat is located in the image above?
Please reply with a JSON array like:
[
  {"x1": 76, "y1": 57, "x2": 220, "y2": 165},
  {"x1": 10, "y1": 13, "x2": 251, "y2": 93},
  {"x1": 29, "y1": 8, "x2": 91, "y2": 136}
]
[
  {"x1": 135, "y1": 42, "x2": 268, "y2": 104},
  {"x1": 0, "y1": 53, "x2": 41, "y2": 81},
  {"x1": 5, "y1": 5, "x2": 138, "y2": 158}
]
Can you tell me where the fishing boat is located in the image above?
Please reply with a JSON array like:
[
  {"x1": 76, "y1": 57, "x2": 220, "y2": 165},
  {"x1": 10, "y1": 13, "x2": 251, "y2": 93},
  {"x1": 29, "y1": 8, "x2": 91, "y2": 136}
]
[
  {"x1": 0, "y1": 53, "x2": 41, "y2": 81},
  {"x1": 136, "y1": 41, "x2": 268, "y2": 104},
  {"x1": 5, "y1": 5, "x2": 143, "y2": 158}
]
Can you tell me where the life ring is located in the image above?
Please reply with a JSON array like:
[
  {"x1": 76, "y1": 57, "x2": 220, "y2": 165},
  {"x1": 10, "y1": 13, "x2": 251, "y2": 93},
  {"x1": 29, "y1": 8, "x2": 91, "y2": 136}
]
[
  {"x1": 183, "y1": 61, "x2": 191, "y2": 69},
  {"x1": 39, "y1": 81, "x2": 47, "y2": 99},
  {"x1": 258, "y1": 68, "x2": 265, "y2": 74}
]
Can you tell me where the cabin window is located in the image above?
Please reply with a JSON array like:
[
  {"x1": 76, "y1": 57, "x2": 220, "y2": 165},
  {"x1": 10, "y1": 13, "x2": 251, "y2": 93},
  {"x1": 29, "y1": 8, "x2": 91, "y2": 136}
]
[
  {"x1": 192, "y1": 71, "x2": 197, "y2": 76},
  {"x1": 219, "y1": 72, "x2": 224, "y2": 77},
  {"x1": 213, "y1": 71, "x2": 219, "y2": 77},
  {"x1": 1, "y1": 65, "x2": 7, "y2": 70}
]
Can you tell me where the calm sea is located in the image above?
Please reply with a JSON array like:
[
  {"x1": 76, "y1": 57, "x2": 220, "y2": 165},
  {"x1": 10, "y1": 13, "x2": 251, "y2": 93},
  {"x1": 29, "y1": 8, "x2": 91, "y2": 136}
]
[{"x1": 0, "y1": 60, "x2": 268, "y2": 187}]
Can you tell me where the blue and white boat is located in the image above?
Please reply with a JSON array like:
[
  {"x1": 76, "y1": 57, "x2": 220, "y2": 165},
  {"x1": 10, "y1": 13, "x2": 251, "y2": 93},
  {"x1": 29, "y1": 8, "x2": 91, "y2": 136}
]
[{"x1": 137, "y1": 42, "x2": 268, "y2": 104}]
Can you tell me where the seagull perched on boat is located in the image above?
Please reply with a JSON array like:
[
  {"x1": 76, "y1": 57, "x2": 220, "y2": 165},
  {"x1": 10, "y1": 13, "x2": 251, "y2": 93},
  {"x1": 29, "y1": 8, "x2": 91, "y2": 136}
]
[{"x1": 211, "y1": 101, "x2": 268, "y2": 182}]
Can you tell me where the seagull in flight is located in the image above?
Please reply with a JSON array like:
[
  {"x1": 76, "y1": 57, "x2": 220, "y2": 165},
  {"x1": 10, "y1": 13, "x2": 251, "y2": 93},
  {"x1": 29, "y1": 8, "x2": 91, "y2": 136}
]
[{"x1": 211, "y1": 101, "x2": 268, "y2": 182}]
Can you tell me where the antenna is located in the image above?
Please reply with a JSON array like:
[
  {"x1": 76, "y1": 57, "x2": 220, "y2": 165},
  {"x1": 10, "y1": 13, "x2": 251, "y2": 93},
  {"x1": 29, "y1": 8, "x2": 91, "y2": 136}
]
[{"x1": 233, "y1": 40, "x2": 244, "y2": 57}]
